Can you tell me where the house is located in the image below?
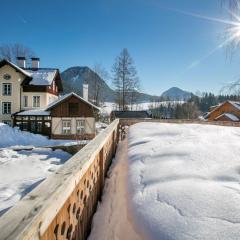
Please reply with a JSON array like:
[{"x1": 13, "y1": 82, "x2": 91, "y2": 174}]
[
  {"x1": 206, "y1": 101, "x2": 240, "y2": 122},
  {"x1": 0, "y1": 57, "x2": 62, "y2": 125},
  {"x1": 1, "y1": 58, "x2": 99, "y2": 139},
  {"x1": 110, "y1": 110, "x2": 151, "y2": 121}
]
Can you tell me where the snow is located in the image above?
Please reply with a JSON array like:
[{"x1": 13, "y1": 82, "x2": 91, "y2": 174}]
[
  {"x1": 46, "y1": 92, "x2": 100, "y2": 111},
  {"x1": 216, "y1": 113, "x2": 239, "y2": 121},
  {"x1": 6, "y1": 60, "x2": 32, "y2": 77},
  {"x1": 0, "y1": 148, "x2": 71, "y2": 216},
  {"x1": 95, "y1": 122, "x2": 108, "y2": 134},
  {"x1": 16, "y1": 109, "x2": 50, "y2": 116},
  {"x1": 0, "y1": 123, "x2": 77, "y2": 148},
  {"x1": 101, "y1": 101, "x2": 184, "y2": 116},
  {"x1": 27, "y1": 69, "x2": 57, "y2": 86},
  {"x1": 228, "y1": 101, "x2": 240, "y2": 111},
  {"x1": 89, "y1": 139, "x2": 143, "y2": 240},
  {"x1": 127, "y1": 123, "x2": 240, "y2": 240}
]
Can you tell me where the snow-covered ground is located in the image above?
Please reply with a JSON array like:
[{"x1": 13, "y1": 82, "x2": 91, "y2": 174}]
[
  {"x1": 0, "y1": 148, "x2": 71, "y2": 216},
  {"x1": 90, "y1": 123, "x2": 240, "y2": 240},
  {"x1": 0, "y1": 123, "x2": 79, "y2": 148},
  {"x1": 128, "y1": 123, "x2": 240, "y2": 240},
  {"x1": 0, "y1": 123, "x2": 78, "y2": 217}
]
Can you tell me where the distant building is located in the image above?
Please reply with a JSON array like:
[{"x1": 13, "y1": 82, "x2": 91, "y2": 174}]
[
  {"x1": 110, "y1": 110, "x2": 151, "y2": 120},
  {"x1": 0, "y1": 58, "x2": 99, "y2": 139},
  {"x1": 206, "y1": 101, "x2": 240, "y2": 122}
]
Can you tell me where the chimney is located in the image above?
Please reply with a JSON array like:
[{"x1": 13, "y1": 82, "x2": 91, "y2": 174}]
[
  {"x1": 17, "y1": 57, "x2": 26, "y2": 68},
  {"x1": 83, "y1": 82, "x2": 88, "y2": 101},
  {"x1": 31, "y1": 57, "x2": 40, "y2": 69}
]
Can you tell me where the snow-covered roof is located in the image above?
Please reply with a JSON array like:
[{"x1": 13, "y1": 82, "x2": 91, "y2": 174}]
[
  {"x1": 46, "y1": 92, "x2": 100, "y2": 111},
  {"x1": 16, "y1": 109, "x2": 50, "y2": 116},
  {"x1": 0, "y1": 59, "x2": 59, "y2": 86},
  {"x1": 0, "y1": 59, "x2": 31, "y2": 77},
  {"x1": 27, "y1": 69, "x2": 57, "y2": 86},
  {"x1": 228, "y1": 101, "x2": 240, "y2": 110},
  {"x1": 206, "y1": 100, "x2": 240, "y2": 118},
  {"x1": 215, "y1": 113, "x2": 239, "y2": 122}
]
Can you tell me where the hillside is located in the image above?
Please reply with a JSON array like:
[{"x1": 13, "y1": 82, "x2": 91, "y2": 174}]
[
  {"x1": 161, "y1": 87, "x2": 192, "y2": 100},
  {"x1": 61, "y1": 66, "x2": 159, "y2": 103}
]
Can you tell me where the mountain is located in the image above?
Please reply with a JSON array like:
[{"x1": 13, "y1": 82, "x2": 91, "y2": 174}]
[
  {"x1": 61, "y1": 66, "x2": 115, "y2": 102},
  {"x1": 61, "y1": 66, "x2": 159, "y2": 103},
  {"x1": 161, "y1": 87, "x2": 192, "y2": 101}
]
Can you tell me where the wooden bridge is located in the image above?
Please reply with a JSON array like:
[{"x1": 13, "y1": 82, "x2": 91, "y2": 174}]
[{"x1": 0, "y1": 118, "x2": 239, "y2": 240}]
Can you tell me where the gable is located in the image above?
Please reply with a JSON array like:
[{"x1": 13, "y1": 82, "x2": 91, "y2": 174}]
[
  {"x1": 50, "y1": 95, "x2": 96, "y2": 117},
  {"x1": 0, "y1": 64, "x2": 27, "y2": 85}
]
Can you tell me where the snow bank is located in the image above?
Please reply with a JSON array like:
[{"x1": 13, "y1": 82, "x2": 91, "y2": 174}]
[
  {"x1": 128, "y1": 123, "x2": 240, "y2": 240},
  {"x1": 0, "y1": 123, "x2": 77, "y2": 148},
  {"x1": 0, "y1": 148, "x2": 71, "y2": 216}
]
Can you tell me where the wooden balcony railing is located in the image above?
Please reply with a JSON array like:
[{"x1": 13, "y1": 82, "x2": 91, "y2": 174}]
[{"x1": 0, "y1": 119, "x2": 119, "y2": 240}]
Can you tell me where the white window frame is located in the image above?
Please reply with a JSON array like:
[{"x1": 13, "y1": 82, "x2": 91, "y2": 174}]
[
  {"x1": 76, "y1": 119, "x2": 85, "y2": 135},
  {"x1": 23, "y1": 96, "x2": 28, "y2": 107},
  {"x1": 2, "y1": 102, "x2": 11, "y2": 114},
  {"x1": 2, "y1": 83, "x2": 12, "y2": 96},
  {"x1": 62, "y1": 120, "x2": 71, "y2": 135},
  {"x1": 33, "y1": 96, "x2": 40, "y2": 108}
]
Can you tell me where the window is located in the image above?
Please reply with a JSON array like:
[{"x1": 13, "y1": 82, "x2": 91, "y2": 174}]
[
  {"x1": 76, "y1": 120, "x2": 85, "y2": 135},
  {"x1": 69, "y1": 103, "x2": 79, "y2": 116},
  {"x1": 62, "y1": 120, "x2": 71, "y2": 134},
  {"x1": 33, "y1": 96, "x2": 40, "y2": 107},
  {"x1": 2, "y1": 102, "x2": 11, "y2": 114},
  {"x1": 22, "y1": 122, "x2": 28, "y2": 131},
  {"x1": 2, "y1": 120, "x2": 11, "y2": 126},
  {"x1": 2, "y1": 83, "x2": 12, "y2": 96},
  {"x1": 3, "y1": 74, "x2": 11, "y2": 80},
  {"x1": 23, "y1": 96, "x2": 28, "y2": 107}
]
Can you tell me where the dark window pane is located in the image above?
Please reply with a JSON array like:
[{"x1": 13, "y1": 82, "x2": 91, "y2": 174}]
[{"x1": 69, "y1": 103, "x2": 79, "y2": 116}]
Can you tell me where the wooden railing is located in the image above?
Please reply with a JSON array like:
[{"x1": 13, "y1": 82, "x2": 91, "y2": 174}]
[{"x1": 0, "y1": 119, "x2": 119, "y2": 240}]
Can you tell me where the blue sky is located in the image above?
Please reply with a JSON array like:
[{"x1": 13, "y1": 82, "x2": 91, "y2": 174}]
[{"x1": 1, "y1": 0, "x2": 240, "y2": 95}]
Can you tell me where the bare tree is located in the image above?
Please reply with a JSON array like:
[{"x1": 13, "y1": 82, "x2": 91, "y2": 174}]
[
  {"x1": 219, "y1": 0, "x2": 240, "y2": 94},
  {"x1": 0, "y1": 43, "x2": 35, "y2": 65},
  {"x1": 92, "y1": 63, "x2": 109, "y2": 106},
  {"x1": 112, "y1": 48, "x2": 139, "y2": 111},
  {"x1": 221, "y1": 0, "x2": 240, "y2": 10}
]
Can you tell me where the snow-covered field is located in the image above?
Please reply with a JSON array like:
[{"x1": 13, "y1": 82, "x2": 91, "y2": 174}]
[
  {"x1": 0, "y1": 148, "x2": 71, "y2": 216},
  {"x1": 90, "y1": 123, "x2": 240, "y2": 240},
  {"x1": 128, "y1": 123, "x2": 240, "y2": 240},
  {"x1": 0, "y1": 123, "x2": 75, "y2": 217},
  {"x1": 0, "y1": 123, "x2": 79, "y2": 148}
]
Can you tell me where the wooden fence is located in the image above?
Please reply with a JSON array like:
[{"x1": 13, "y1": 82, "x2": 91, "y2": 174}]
[{"x1": 0, "y1": 119, "x2": 119, "y2": 240}]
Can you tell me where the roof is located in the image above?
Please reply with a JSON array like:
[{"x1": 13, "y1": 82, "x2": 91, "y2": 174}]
[
  {"x1": 111, "y1": 110, "x2": 151, "y2": 119},
  {"x1": 0, "y1": 59, "x2": 31, "y2": 77},
  {"x1": 26, "y1": 69, "x2": 57, "y2": 86},
  {"x1": 46, "y1": 92, "x2": 100, "y2": 111},
  {"x1": 0, "y1": 59, "x2": 62, "y2": 88},
  {"x1": 15, "y1": 109, "x2": 50, "y2": 116},
  {"x1": 206, "y1": 100, "x2": 240, "y2": 118},
  {"x1": 215, "y1": 113, "x2": 239, "y2": 122}
]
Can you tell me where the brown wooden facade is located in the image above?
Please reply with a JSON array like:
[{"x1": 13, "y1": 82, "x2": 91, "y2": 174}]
[
  {"x1": 49, "y1": 95, "x2": 97, "y2": 118},
  {"x1": 207, "y1": 101, "x2": 240, "y2": 121}
]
